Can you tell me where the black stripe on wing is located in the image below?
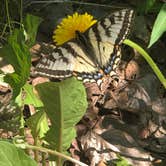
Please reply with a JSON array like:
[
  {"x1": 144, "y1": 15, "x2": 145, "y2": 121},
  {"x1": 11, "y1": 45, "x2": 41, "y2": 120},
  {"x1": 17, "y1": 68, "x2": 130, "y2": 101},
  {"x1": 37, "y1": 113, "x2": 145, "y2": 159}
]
[
  {"x1": 63, "y1": 42, "x2": 96, "y2": 68},
  {"x1": 35, "y1": 67, "x2": 72, "y2": 78},
  {"x1": 88, "y1": 9, "x2": 134, "y2": 44}
]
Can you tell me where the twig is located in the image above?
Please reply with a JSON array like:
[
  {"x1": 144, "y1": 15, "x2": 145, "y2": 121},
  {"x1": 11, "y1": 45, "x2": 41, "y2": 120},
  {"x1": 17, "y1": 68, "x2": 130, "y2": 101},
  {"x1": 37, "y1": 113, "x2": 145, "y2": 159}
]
[
  {"x1": 26, "y1": 0, "x2": 124, "y2": 9},
  {"x1": 5, "y1": 0, "x2": 12, "y2": 33}
]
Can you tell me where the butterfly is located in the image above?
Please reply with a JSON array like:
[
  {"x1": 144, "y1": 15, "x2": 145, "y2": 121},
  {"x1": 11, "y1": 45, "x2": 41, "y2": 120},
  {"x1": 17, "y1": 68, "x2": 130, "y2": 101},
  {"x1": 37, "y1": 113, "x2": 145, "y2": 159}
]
[{"x1": 34, "y1": 9, "x2": 134, "y2": 85}]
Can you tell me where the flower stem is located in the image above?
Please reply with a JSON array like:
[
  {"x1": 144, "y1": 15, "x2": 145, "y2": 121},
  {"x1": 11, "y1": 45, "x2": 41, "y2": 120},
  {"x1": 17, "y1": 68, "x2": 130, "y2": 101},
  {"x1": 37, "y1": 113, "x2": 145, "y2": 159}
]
[
  {"x1": 123, "y1": 39, "x2": 166, "y2": 89},
  {"x1": 25, "y1": 144, "x2": 88, "y2": 166}
]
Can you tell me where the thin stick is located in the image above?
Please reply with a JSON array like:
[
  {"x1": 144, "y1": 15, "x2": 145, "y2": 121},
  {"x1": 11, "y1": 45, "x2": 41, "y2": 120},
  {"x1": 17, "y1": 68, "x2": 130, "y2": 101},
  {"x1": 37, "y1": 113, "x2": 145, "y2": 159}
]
[
  {"x1": 26, "y1": 0, "x2": 124, "y2": 9},
  {"x1": 5, "y1": 0, "x2": 12, "y2": 33}
]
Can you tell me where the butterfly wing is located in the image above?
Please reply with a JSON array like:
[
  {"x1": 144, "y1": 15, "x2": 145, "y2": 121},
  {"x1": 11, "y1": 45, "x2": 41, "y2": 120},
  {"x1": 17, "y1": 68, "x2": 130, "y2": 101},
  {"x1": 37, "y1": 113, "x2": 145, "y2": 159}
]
[
  {"x1": 85, "y1": 9, "x2": 134, "y2": 73},
  {"x1": 35, "y1": 41, "x2": 100, "y2": 81}
]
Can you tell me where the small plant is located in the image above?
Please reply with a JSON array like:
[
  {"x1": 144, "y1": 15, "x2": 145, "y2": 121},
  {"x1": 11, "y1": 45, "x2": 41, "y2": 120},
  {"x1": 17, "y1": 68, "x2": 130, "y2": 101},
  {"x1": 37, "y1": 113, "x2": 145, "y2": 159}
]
[{"x1": 0, "y1": 1, "x2": 88, "y2": 165}]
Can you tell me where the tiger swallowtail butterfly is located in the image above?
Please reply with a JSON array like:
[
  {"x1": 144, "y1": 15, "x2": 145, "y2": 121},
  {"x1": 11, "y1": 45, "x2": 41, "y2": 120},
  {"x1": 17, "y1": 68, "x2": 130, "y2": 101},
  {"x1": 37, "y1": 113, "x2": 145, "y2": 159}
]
[{"x1": 34, "y1": 9, "x2": 134, "y2": 85}]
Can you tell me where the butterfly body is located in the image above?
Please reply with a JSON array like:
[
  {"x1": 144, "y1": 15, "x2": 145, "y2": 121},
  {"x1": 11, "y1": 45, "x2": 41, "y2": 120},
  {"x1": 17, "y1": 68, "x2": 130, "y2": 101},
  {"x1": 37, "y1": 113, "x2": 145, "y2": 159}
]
[{"x1": 35, "y1": 9, "x2": 134, "y2": 84}]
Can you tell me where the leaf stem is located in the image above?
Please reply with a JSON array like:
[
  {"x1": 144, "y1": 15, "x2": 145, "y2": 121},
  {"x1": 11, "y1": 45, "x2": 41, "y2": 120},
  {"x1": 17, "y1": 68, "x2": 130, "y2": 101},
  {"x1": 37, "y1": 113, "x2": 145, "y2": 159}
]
[
  {"x1": 34, "y1": 137, "x2": 39, "y2": 163},
  {"x1": 19, "y1": 89, "x2": 25, "y2": 136},
  {"x1": 0, "y1": 24, "x2": 8, "y2": 38},
  {"x1": 123, "y1": 39, "x2": 166, "y2": 89},
  {"x1": 25, "y1": 144, "x2": 88, "y2": 166}
]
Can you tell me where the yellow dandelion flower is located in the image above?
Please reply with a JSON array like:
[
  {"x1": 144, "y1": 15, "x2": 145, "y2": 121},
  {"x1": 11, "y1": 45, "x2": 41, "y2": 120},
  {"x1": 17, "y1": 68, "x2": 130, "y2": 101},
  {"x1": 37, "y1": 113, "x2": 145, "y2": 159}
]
[{"x1": 53, "y1": 12, "x2": 97, "y2": 45}]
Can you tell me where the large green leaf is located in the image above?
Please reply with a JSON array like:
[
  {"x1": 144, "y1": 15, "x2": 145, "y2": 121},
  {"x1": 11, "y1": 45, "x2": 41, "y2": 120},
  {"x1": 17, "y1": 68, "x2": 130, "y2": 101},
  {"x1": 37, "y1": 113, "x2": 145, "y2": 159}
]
[
  {"x1": 23, "y1": 14, "x2": 43, "y2": 47},
  {"x1": 35, "y1": 78, "x2": 87, "y2": 164},
  {"x1": 15, "y1": 83, "x2": 43, "y2": 108},
  {"x1": 148, "y1": 3, "x2": 166, "y2": 48},
  {"x1": 0, "y1": 141, "x2": 37, "y2": 166},
  {"x1": 26, "y1": 110, "x2": 49, "y2": 139}
]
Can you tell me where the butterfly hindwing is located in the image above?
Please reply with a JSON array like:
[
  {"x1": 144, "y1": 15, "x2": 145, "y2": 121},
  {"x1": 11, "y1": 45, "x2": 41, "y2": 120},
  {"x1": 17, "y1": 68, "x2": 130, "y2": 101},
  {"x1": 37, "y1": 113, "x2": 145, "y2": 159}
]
[
  {"x1": 35, "y1": 41, "x2": 99, "y2": 80},
  {"x1": 35, "y1": 45, "x2": 74, "y2": 78}
]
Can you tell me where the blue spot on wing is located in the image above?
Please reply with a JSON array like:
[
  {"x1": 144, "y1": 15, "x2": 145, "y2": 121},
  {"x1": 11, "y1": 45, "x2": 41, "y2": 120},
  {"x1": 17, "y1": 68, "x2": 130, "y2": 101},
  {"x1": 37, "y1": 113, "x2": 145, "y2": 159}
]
[
  {"x1": 94, "y1": 73, "x2": 103, "y2": 80},
  {"x1": 104, "y1": 65, "x2": 113, "y2": 74}
]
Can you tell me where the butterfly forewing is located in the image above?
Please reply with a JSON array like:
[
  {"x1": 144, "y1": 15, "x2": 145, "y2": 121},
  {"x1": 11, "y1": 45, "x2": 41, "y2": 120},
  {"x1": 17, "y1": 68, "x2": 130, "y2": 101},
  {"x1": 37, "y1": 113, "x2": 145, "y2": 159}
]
[
  {"x1": 86, "y1": 9, "x2": 134, "y2": 68},
  {"x1": 66, "y1": 42, "x2": 97, "y2": 74}
]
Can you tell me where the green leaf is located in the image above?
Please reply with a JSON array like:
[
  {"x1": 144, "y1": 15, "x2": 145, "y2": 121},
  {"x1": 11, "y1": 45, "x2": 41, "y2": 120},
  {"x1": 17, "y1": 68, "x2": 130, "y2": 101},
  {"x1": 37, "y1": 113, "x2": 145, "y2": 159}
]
[
  {"x1": 115, "y1": 159, "x2": 131, "y2": 166},
  {"x1": 0, "y1": 28, "x2": 31, "y2": 98},
  {"x1": 0, "y1": 14, "x2": 42, "y2": 98},
  {"x1": 15, "y1": 89, "x2": 23, "y2": 107},
  {"x1": 0, "y1": 141, "x2": 37, "y2": 166},
  {"x1": 0, "y1": 73, "x2": 8, "y2": 87},
  {"x1": 23, "y1": 14, "x2": 43, "y2": 47},
  {"x1": 148, "y1": 3, "x2": 166, "y2": 48},
  {"x1": 35, "y1": 78, "x2": 87, "y2": 164},
  {"x1": 23, "y1": 83, "x2": 43, "y2": 107},
  {"x1": 26, "y1": 110, "x2": 49, "y2": 139}
]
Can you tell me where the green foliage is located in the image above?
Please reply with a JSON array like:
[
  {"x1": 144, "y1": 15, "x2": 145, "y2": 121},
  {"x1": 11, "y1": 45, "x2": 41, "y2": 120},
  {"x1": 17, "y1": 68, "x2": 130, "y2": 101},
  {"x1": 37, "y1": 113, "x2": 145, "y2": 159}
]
[
  {"x1": 0, "y1": 14, "x2": 42, "y2": 98},
  {"x1": 26, "y1": 110, "x2": 49, "y2": 139},
  {"x1": 148, "y1": 3, "x2": 166, "y2": 47},
  {"x1": 0, "y1": 28, "x2": 31, "y2": 98},
  {"x1": 23, "y1": 14, "x2": 43, "y2": 47},
  {"x1": 0, "y1": 74, "x2": 6, "y2": 85},
  {"x1": 23, "y1": 83, "x2": 43, "y2": 107},
  {"x1": 0, "y1": 141, "x2": 37, "y2": 166},
  {"x1": 15, "y1": 83, "x2": 44, "y2": 108},
  {"x1": 35, "y1": 78, "x2": 88, "y2": 165}
]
